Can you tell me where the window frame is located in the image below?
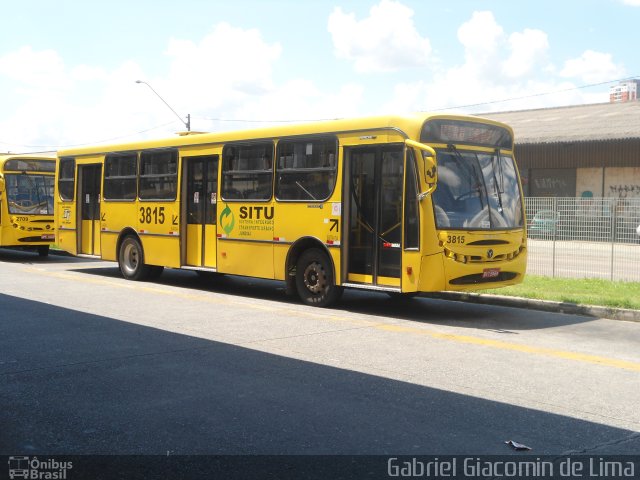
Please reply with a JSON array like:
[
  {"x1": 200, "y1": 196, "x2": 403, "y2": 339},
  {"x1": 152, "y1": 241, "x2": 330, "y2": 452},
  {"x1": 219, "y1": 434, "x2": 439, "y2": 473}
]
[
  {"x1": 103, "y1": 151, "x2": 138, "y2": 201},
  {"x1": 138, "y1": 149, "x2": 178, "y2": 201},
  {"x1": 403, "y1": 148, "x2": 420, "y2": 250},
  {"x1": 221, "y1": 141, "x2": 274, "y2": 202},
  {"x1": 57, "y1": 157, "x2": 76, "y2": 201},
  {"x1": 275, "y1": 135, "x2": 338, "y2": 203}
]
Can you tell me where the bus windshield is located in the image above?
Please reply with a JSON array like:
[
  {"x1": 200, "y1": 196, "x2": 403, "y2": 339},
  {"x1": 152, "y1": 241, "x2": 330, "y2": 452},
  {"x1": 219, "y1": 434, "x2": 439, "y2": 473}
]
[
  {"x1": 432, "y1": 146, "x2": 523, "y2": 230},
  {"x1": 5, "y1": 174, "x2": 55, "y2": 215}
]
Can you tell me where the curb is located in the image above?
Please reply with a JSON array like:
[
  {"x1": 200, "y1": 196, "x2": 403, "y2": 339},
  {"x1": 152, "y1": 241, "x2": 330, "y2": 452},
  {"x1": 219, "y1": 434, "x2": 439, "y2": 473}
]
[{"x1": 424, "y1": 292, "x2": 640, "y2": 323}]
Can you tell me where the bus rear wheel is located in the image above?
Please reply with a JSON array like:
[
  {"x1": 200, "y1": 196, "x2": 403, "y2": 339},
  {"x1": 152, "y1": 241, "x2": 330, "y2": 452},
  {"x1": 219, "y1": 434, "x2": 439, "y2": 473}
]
[
  {"x1": 295, "y1": 248, "x2": 342, "y2": 307},
  {"x1": 118, "y1": 235, "x2": 152, "y2": 281}
]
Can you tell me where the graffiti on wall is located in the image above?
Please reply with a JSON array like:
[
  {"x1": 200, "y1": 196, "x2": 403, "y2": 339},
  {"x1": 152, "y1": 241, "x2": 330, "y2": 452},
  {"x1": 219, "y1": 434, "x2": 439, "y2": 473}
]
[
  {"x1": 608, "y1": 184, "x2": 640, "y2": 198},
  {"x1": 534, "y1": 178, "x2": 568, "y2": 190}
]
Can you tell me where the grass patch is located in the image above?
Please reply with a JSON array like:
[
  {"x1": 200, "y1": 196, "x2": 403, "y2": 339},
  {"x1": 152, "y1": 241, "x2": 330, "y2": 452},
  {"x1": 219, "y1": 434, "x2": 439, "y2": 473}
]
[{"x1": 484, "y1": 275, "x2": 640, "y2": 310}]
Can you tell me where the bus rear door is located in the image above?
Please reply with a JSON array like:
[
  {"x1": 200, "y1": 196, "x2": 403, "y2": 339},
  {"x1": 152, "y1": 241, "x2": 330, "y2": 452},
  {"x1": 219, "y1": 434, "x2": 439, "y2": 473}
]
[{"x1": 78, "y1": 164, "x2": 101, "y2": 256}]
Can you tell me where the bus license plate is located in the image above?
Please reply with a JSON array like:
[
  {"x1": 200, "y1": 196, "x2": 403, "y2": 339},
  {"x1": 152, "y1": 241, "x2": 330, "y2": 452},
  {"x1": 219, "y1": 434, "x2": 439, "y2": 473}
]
[
  {"x1": 482, "y1": 268, "x2": 500, "y2": 279},
  {"x1": 41, "y1": 234, "x2": 55, "y2": 240}
]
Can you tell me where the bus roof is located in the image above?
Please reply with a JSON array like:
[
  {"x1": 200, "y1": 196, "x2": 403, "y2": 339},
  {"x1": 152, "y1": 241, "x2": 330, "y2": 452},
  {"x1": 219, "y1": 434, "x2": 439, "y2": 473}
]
[
  {"x1": 57, "y1": 112, "x2": 513, "y2": 158},
  {"x1": 0, "y1": 153, "x2": 56, "y2": 162},
  {"x1": 0, "y1": 153, "x2": 56, "y2": 172}
]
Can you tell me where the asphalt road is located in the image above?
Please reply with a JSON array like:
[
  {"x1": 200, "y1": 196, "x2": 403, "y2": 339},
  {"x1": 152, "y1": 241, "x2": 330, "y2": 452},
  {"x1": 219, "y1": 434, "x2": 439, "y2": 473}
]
[
  {"x1": 1, "y1": 249, "x2": 639, "y2": 462},
  {"x1": 527, "y1": 238, "x2": 640, "y2": 282}
]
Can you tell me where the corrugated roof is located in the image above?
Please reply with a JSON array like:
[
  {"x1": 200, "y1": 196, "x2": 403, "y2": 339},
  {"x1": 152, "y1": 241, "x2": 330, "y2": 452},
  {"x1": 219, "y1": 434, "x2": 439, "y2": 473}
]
[{"x1": 480, "y1": 101, "x2": 640, "y2": 144}]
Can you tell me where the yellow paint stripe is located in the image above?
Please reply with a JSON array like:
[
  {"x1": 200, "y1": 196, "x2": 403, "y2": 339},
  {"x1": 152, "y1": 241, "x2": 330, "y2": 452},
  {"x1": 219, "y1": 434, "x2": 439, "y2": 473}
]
[
  {"x1": 378, "y1": 324, "x2": 640, "y2": 372},
  {"x1": 24, "y1": 266, "x2": 640, "y2": 372}
]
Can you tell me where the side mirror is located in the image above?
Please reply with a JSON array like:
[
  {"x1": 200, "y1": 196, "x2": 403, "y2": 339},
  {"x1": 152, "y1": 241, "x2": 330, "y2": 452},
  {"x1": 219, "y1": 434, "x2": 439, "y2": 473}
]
[{"x1": 405, "y1": 139, "x2": 438, "y2": 199}]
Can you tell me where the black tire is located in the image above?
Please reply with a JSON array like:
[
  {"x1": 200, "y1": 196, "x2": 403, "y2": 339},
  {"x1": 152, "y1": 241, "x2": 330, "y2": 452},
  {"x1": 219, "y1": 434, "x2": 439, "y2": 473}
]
[
  {"x1": 295, "y1": 248, "x2": 342, "y2": 307},
  {"x1": 37, "y1": 245, "x2": 50, "y2": 257},
  {"x1": 118, "y1": 235, "x2": 151, "y2": 281}
]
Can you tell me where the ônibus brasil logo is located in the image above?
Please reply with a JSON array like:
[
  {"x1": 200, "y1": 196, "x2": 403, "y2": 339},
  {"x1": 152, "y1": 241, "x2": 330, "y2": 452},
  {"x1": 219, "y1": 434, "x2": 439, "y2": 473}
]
[{"x1": 8, "y1": 456, "x2": 73, "y2": 479}]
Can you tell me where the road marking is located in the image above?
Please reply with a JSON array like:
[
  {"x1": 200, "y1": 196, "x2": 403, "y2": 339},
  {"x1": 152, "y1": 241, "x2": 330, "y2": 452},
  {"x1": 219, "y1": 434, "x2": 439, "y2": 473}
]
[
  {"x1": 23, "y1": 266, "x2": 640, "y2": 373},
  {"x1": 378, "y1": 324, "x2": 640, "y2": 372}
]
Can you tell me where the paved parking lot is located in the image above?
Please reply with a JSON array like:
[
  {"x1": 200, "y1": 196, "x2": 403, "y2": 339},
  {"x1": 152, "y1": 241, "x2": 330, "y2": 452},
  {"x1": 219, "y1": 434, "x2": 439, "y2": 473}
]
[{"x1": 1, "y1": 250, "x2": 639, "y2": 474}]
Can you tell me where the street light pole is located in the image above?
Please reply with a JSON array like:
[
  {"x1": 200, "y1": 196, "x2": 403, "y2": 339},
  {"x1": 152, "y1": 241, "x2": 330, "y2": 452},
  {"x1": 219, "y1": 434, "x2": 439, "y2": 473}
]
[{"x1": 135, "y1": 80, "x2": 191, "y2": 131}]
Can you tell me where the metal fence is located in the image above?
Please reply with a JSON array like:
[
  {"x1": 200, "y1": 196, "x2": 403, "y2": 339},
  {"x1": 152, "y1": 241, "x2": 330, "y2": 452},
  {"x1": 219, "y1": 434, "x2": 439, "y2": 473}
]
[{"x1": 525, "y1": 197, "x2": 640, "y2": 282}]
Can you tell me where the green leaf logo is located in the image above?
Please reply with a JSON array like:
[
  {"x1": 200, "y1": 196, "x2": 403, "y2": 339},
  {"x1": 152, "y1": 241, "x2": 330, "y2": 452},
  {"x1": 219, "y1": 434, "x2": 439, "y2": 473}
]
[{"x1": 219, "y1": 204, "x2": 235, "y2": 235}]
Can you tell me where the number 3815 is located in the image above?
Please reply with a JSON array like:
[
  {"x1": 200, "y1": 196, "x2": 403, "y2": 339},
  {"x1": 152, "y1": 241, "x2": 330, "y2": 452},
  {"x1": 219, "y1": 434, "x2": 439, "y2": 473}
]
[{"x1": 139, "y1": 206, "x2": 165, "y2": 224}]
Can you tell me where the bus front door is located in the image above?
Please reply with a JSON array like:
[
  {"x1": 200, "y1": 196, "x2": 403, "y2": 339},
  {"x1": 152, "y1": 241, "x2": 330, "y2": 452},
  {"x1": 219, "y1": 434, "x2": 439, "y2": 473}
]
[
  {"x1": 78, "y1": 164, "x2": 101, "y2": 256},
  {"x1": 345, "y1": 146, "x2": 404, "y2": 288},
  {"x1": 184, "y1": 155, "x2": 218, "y2": 269}
]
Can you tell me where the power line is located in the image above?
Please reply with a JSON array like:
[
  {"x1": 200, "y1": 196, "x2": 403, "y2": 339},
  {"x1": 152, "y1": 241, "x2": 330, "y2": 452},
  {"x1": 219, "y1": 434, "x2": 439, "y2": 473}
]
[
  {"x1": 0, "y1": 120, "x2": 178, "y2": 150},
  {"x1": 199, "y1": 76, "x2": 639, "y2": 122},
  {"x1": 429, "y1": 76, "x2": 639, "y2": 112},
  {"x1": 2, "y1": 75, "x2": 637, "y2": 150},
  {"x1": 198, "y1": 116, "x2": 339, "y2": 124}
]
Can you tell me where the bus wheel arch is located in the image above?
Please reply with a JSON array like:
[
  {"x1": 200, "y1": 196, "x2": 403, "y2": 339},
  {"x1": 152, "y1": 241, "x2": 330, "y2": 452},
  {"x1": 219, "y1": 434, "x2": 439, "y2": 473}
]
[
  {"x1": 117, "y1": 230, "x2": 152, "y2": 281},
  {"x1": 287, "y1": 238, "x2": 342, "y2": 307}
]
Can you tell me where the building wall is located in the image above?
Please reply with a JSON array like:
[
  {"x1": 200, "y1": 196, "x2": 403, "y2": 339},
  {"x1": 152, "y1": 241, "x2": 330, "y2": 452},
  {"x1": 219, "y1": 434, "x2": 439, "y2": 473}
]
[
  {"x1": 576, "y1": 167, "x2": 603, "y2": 197},
  {"x1": 609, "y1": 80, "x2": 639, "y2": 103},
  {"x1": 605, "y1": 167, "x2": 640, "y2": 198},
  {"x1": 515, "y1": 139, "x2": 640, "y2": 197}
]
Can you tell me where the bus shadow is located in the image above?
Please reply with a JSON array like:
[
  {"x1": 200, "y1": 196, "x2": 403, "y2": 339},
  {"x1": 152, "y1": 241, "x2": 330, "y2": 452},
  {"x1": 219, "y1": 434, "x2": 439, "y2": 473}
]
[
  {"x1": 1, "y1": 293, "x2": 637, "y2": 457},
  {"x1": 338, "y1": 290, "x2": 597, "y2": 332},
  {"x1": 0, "y1": 248, "x2": 101, "y2": 265},
  {"x1": 69, "y1": 266, "x2": 596, "y2": 332}
]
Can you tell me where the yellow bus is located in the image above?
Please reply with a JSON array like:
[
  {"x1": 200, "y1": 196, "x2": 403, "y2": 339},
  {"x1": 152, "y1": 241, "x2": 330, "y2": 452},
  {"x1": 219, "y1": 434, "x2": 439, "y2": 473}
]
[
  {"x1": 0, "y1": 153, "x2": 56, "y2": 256},
  {"x1": 55, "y1": 113, "x2": 526, "y2": 306}
]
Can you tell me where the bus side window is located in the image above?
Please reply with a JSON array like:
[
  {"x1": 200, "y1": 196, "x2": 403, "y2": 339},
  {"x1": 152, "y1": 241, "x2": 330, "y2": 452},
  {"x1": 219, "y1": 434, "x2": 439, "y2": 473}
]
[
  {"x1": 221, "y1": 142, "x2": 273, "y2": 201},
  {"x1": 139, "y1": 149, "x2": 178, "y2": 200},
  {"x1": 58, "y1": 157, "x2": 76, "y2": 201},
  {"x1": 275, "y1": 136, "x2": 337, "y2": 202},
  {"x1": 104, "y1": 153, "x2": 137, "y2": 200}
]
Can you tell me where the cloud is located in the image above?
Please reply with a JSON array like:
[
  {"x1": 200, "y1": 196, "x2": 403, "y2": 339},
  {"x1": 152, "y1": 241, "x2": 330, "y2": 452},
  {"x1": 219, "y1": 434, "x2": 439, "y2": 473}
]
[
  {"x1": 381, "y1": 11, "x2": 618, "y2": 115},
  {"x1": 231, "y1": 81, "x2": 364, "y2": 126},
  {"x1": 455, "y1": 11, "x2": 551, "y2": 83},
  {"x1": 621, "y1": 0, "x2": 640, "y2": 5},
  {"x1": 0, "y1": 9, "x2": 628, "y2": 151},
  {"x1": 503, "y1": 28, "x2": 550, "y2": 78},
  {"x1": 0, "y1": 46, "x2": 69, "y2": 90},
  {"x1": 0, "y1": 21, "x2": 359, "y2": 150},
  {"x1": 457, "y1": 11, "x2": 504, "y2": 62},
  {"x1": 560, "y1": 50, "x2": 626, "y2": 83},
  {"x1": 328, "y1": 0, "x2": 432, "y2": 73},
  {"x1": 165, "y1": 22, "x2": 282, "y2": 104}
]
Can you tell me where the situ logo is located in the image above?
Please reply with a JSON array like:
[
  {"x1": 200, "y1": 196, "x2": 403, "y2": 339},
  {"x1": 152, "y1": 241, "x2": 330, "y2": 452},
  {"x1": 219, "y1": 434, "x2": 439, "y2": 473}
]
[
  {"x1": 219, "y1": 204, "x2": 235, "y2": 236},
  {"x1": 8, "y1": 456, "x2": 73, "y2": 479}
]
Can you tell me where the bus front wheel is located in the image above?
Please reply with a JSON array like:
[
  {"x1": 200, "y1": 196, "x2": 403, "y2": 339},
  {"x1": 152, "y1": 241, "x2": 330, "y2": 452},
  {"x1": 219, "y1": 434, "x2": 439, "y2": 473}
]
[
  {"x1": 118, "y1": 235, "x2": 152, "y2": 281},
  {"x1": 295, "y1": 248, "x2": 342, "y2": 307}
]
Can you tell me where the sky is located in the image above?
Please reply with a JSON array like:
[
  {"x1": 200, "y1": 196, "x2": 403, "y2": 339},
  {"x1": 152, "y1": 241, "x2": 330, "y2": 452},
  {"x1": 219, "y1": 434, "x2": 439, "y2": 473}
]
[{"x1": 1, "y1": 0, "x2": 639, "y2": 152}]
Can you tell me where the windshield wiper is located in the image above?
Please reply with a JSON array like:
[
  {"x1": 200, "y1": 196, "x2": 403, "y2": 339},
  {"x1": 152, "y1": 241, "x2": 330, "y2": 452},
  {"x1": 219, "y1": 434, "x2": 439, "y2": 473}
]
[
  {"x1": 447, "y1": 144, "x2": 485, "y2": 208},
  {"x1": 491, "y1": 148, "x2": 504, "y2": 213}
]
